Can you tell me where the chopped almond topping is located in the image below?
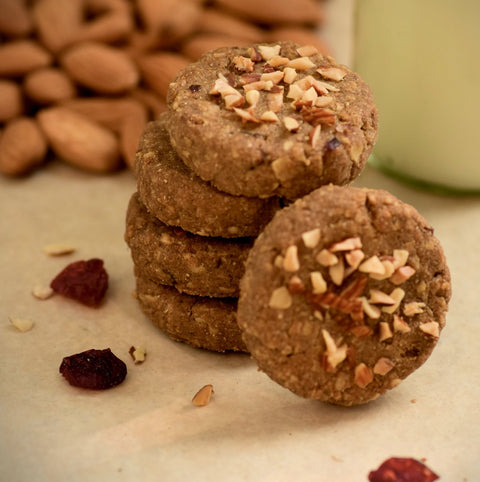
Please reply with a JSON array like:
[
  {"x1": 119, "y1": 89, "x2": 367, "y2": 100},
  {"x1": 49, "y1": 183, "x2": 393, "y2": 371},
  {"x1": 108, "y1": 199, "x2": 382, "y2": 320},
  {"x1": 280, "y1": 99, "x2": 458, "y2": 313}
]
[
  {"x1": 233, "y1": 107, "x2": 260, "y2": 123},
  {"x1": 286, "y1": 84, "x2": 305, "y2": 100},
  {"x1": 345, "y1": 249, "x2": 365, "y2": 270},
  {"x1": 403, "y1": 301, "x2": 426, "y2": 316},
  {"x1": 245, "y1": 89, "x2": 260, "y2": 107},
  {"x1": 240, "y1": 73, "x2": 261, "y2": 85},
  {"x1": 302, "y1": 86, "x2": 318, "y2": 103},
  {"x1": 354, "y1": 363, "x2": 373, "y2": 388},
  {"x1": 390, "y1": 265, "x2": 416, "y2": 285},
  {"x1": 258, "y1": 44, "x2": 281, "y2": 61},
  {"x1": 317, "y1": 67, "x2": 347, "y2": 81},
  {"x1": 309, "y1": 125, "x2": 321, "y2": 148},
  {"x1": 378, "y1": 321, "x2": 393, "y2": 341},
  {"x1": 283, "y1": 67, "x2": 297, "y2": 84},
  {"x1": 260, "y1": 111, "x2": 279, "y2": 122},
  {"x1": 310, "y1": 271, "x2": 327, "y2": 294},
  {"x1": 315, "y1": 96, "x2": 334, "y2": 108},
  {"x1": 269, "y1": 286, "x2": 292, "y2": 310},
  {"x1": 210, "y1": 77, "x2": 238, "y2": 96},
  {"x1": 329, "y1": 258, "x2": 345, "y2": 286},
  {"x1": 368, "y1": 289, "x2": 396, "y2": 305},
  {"x1": 283, "y1": 116, "x2": 300, "y2": 132},
  {"x1": 243, "y1": 80, "x2": 270, "y2": 92},
  {"x1": 312, "y1": 79, "x2": 340, "y2": 92},
  {"x1": 393, "y1": 314, "x2": 411, "y2": 333},
  {"x1": 296, "y1": 45, "x2": 319, "y2": 57},
  {"x1": 233, "y1": 55, "x2": 255, "y2": 72},
  {"x1": 288, "y1": 56, "x2": 316, "y2": 70},
  {"x1": 370, "y1": 260, "x2": 395, "y2": 280},
  {"x1": 382, "y1": 288, "x2": 405, "y2": 314},
  {"x1": 267, "y1": 89, "x2": 284, "y2": 112},
  {"x1": 288, "y1": 275, "x2": 305, "y2": 294},
  {"x1": 316, "y1": 249, "x2": 338, "y2": 266},
  {"x1": 283, "y1": 245, "x2": 300, "y2": 272},
  {"x1": 322, "y1": 329, "x2": 348, "y2": 371},
  {"x1": 419, "y1": 321, "x2": 440, "y2": 338},
  {"x1": 359, "y1": 297, "x2": 381, "y2": 319},
  {"x1": 329, "y1": 237, "x2": 362, "y2": 252},
  {"x1": 359, "y1": 255, "x2": 386, "y2": 276},
  {"x1": 223, "y1": 93, "x2": 245, "y2": 110},
  {"x1": 392, "y1": 249, "x2": 409, "y2": 269},
  {"x1": 261, "y1": 71, "x2": 284, "y2": 84},
  {"x1": 301, "y1": 228, "x2": 321, "y2": 248},
  {"x1": 373, "y1": 357, "x2": 395, "y2": 375},
  {"x1": 268, "y1": 55, "x2": 290, "y2": 67}
]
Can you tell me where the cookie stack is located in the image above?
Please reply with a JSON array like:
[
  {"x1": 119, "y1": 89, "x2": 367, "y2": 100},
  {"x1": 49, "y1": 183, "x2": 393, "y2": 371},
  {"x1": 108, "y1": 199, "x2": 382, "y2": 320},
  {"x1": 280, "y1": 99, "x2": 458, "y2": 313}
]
[{"x1": 125, "y1": 41, "x2": 378, "y2": 353}]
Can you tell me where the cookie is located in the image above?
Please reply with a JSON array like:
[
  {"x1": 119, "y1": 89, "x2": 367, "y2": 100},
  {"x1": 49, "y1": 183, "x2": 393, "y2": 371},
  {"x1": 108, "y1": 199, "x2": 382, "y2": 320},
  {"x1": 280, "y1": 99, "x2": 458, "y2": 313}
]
[
  {"x1": 166, "y1": 41, "x2": 378, "y2": 199},
  {"x1": 125, "y1": 193, "x2": 252, "y2": 298},
  {"x1": 237, "y1": 185, "x2": 451, "y2": 406},
  {"x1": 135, "y1": 115, "x2": 282, "y2": 238},
  {"x1": 136, "y1": 274, "x2": 246, "y2": 353}
]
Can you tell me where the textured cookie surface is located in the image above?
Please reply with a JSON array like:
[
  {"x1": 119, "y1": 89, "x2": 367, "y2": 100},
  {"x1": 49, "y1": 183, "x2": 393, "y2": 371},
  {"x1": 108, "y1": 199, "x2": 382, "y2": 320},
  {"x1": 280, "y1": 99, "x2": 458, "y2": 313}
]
[
  {"x1": 136, "y1": 274, "x2": 246, "y2": 353},
  {"x1": 125, "y1": 193, "x2": 252, "y2": 298},
  {"x1": 136, "y1": 115, "x2": 281, "y2": 237},
  {"x1": 167, "y1": 41, "x2": 378, "y2": 199},
  {"x1": 238, "y1": 186, "x2": 451, "y2": 405}
]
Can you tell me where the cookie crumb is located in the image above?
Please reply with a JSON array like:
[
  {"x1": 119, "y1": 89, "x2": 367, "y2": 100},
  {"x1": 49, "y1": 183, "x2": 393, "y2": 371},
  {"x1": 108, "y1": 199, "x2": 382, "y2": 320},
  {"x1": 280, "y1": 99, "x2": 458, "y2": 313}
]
[{"x1": 129, "y1": 346, "x2": 147, "y2": 364}]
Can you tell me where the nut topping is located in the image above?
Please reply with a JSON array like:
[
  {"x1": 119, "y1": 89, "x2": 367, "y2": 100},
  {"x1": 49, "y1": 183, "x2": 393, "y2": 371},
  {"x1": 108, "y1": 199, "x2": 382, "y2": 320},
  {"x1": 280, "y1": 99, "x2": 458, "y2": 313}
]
[
  {"x1": 381, "y1": 288, "x2": 405, "y2": 314},
  {"x1": 373, "y1": 357, "x2": 395, "y2": 375},
  {"x1": 316, "y1": 67, "x2": 347, "y2": 82},
  {"x1": 232, "y1": 56, "x2": 254, "y2": 72},
  {"x1": 368, "y1": 289, "x2": 396, "y2": 305},
  {"x1": 287, "y1": 56, "x2": 316, "y2": 70},
  {"x1": 301, "y1": 228, "x2": 321, "y2": 248},
  {"x1": 283, "y1": 116, "x2": 300, "y2": 132},
  {"x1": 393, "y1": 314, "x2": 411, "y2": 333},
  {"x1": 296, "y1": 45, "x2": 319, "y2": 57},
  {"x1": 329, "y1": 237, "x2": 362, "y2": 252},
  {"x1": 283, "y1": 66, "x2": 297, "y2": 84},
  {"x1": 359, "y1": 297, "x2": 381, "y2": 319},
  {"x1": 358, "y1": 255, "x2": 385, "y2": 276},
  {"x1": 322, "y1": 329, "x2": 348, "y2": 372},
  {"x1": 390, "y1": 265, "x2": 416, "y2": 285},
  {"x1": 283, "y1": 245, "x2": 300, "y2": 272},
  {"x1": 269, "y1": 286, "x2": 292, "y2": 310},
  {"x1": 419, "y1": 321, "x2": 440, "y2": 338},
  {"x1": 354, "y1": 363, "x2": 373, "y2": 388},
  {"x1": 316, "y1": 249, "x2": 338, "y2": 266},
  {"x1": 378, "y1": 321, "x2": 393, "y2": 341},
  {"x1": 310, "y1": 271, "x2": 327, "y2": 294},
  {"x1": 345, "y1": 249, "x2": 365, "y2": 270},
  {"x1": 309, "y1": 124, "x2": 321, "y2": 148},
  {"x1": 403, "y1": 301, "x2": 426, "y2": 316},
  {"x1": 260, "y1": 110, "x2": 279, "y2": 122},
  {"x1": 257, "y1": 44, "x2": 281, "y2": 61},
  {"x1": 329, "y1": 258, "x2": 345, "y2": 286}
]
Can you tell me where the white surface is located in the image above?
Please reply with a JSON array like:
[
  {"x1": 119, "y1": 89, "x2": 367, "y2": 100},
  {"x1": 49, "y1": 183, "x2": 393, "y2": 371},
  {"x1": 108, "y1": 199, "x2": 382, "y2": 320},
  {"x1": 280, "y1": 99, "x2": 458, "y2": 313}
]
[{"x1": 1, "y1": 162, "x2": 479, "y2": 481}]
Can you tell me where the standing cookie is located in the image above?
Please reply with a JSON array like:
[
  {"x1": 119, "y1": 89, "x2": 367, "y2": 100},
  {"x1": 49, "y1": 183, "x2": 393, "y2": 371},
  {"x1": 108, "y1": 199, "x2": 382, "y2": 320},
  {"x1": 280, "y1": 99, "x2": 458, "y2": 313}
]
[
  {"x1": 238, "y1": 186, "x2": 451, "y2": 405},
  {"x1": 166, "y1": 41, "x2": 378, "y2": 199}
]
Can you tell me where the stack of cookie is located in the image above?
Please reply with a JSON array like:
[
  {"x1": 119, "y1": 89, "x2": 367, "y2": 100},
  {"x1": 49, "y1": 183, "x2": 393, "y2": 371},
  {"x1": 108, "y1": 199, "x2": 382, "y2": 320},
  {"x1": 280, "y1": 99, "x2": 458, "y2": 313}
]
[{"x1": 125, "y1": 41, "x2": 378, "y2": 353}]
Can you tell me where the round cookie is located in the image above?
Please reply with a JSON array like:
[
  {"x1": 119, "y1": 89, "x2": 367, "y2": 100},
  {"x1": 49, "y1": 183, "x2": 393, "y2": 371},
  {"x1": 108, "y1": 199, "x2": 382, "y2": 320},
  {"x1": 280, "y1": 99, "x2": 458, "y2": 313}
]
[
  {"x1": 166, "y1": 41, "x2": 378, "y2": 200},
  {"x1": 237, "y1": 185, "x2": 451, "y2": 406},
  {"x1": 135, "y1": 114, "x2": 282, "y2": 237},
  {"x1": 136, "y1": 274, "x2": 246, "y2": 353},
  {"x1": 125, "y1": 193, "x2": 252, "y2": 298}
]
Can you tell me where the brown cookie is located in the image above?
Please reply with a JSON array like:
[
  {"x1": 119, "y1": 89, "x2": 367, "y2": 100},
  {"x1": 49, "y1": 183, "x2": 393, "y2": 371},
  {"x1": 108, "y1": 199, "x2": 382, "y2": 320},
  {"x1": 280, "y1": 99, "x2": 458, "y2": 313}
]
[
  {"x1": 135, "y1": 115, "x2": 282, "y2": 238},
  {"x1": 238, "y1": 185, "x2": 451, "y2": 406},
  {"x1": 136, "y1": 274, "x2": 246, "y2": 353},
  {"x1": 125, "y1": 193, "x2": 252, "y2": 298},
  {"x1": 166, "y1": 41, "x2": 378, "y2": 199}
]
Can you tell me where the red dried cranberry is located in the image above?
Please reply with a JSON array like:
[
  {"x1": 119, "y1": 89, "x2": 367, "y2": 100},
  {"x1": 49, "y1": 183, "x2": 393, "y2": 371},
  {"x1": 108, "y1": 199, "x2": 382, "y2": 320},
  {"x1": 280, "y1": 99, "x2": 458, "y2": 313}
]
[
  {"x1": 369, "y1": 457, "x2": 439, "y2": 482},
  {"x1": 59, "y1": 348, "x2": 127, "y2": 390},
  {"x1": 50, "y1": 258, "x2": 108, "y2": 307}
]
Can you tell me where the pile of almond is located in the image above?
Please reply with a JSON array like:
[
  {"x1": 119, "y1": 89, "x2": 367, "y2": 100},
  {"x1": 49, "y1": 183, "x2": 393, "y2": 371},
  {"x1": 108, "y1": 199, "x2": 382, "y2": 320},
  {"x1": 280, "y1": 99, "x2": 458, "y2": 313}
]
[{"x1": 0, "y1": 0, "x2": 329, "y2": 177}]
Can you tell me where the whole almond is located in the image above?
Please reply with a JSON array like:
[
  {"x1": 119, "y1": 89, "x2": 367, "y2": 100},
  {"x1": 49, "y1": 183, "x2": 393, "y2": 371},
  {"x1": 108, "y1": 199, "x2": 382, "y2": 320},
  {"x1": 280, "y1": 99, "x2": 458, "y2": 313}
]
[
  {"x1": 32, "y1": 0, "x2": 83, "y2": 53},
  {"x1": 266, "y1": 27, "x2": 332, "y2": 55},
  {"x1": 61, "y1": 41, "x2": 139, "y2": 94},
  {"x1": 136, "y1": 52, "x2": 190, "y2": 98},
  {"x1": 197, "y1": 9, "x2": 265, "y2": 43},
  {"x1": 23, "y1": 68, "x2": 76, "y2": 105},
  {"x1": 0, "y1": 117, "x2": 47, "y2": 176},
  {"x1": 0, "y1": 40, "x2": 52, "y2": 77},
  {"x1": 0, "y1": 0, "x2": 33, "y2": 37},
  {"x1": 136, "y1": 0, "x2": 201, "y2": 44},
  {"x1": 0, "y1": 81, "x2": 23, "y2": 122},
  {"x1": 118, "y1": 100, "x2": 148, "y2": 168},
  {"x1": 37, "y1": 107, "x2": 121, "y2": 173},
  {"x1": 215, "y1": 0, "x2": 324, "y2": 25},
  {"x1": 181, "y1": 34, "x2": 252, "y2": 61}
]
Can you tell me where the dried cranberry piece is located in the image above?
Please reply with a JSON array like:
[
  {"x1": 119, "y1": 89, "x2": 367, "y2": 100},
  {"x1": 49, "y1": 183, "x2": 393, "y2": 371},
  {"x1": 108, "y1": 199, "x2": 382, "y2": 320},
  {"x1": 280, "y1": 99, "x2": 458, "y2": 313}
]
[
  {"x1": 325, "y1": 137, "x2": 342, "y2": 151},
  {"x1": 50, "y1": 258, "x2": 108, "y2": 307},
  {"x1": 368, "y1": 457, "x2": 439, "y2": 482},
  {"x1": 188, "y1": 84, "x2": 201, "y2": 92},
  {"x1": 59, "y1": 348, "x2": 127, "y2": 390}
]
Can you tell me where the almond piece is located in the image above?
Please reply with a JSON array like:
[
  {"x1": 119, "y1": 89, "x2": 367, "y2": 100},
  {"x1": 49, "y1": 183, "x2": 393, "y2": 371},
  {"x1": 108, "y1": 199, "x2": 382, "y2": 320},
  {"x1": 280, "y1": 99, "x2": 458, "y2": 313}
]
[
  {"x1": 0, "y1": 81, "x2": 23, "y2": 122},
  {"x1": 32, "y1": 0, "x2": 83, "y2": 53},
  {"x1": 0, "y1": 117, "x2": 47, "y2": 176},
  {"x1": 23, "y1": 68, "x2": 76, "y2": 105},
  {"x1": 137, "y1": 52, "x2": 190, "y2": 98},
  {"x1": 37, "y1": 107, "x2": 121, "y2": 173},
  {"x1": 61, "y1": 41, "x2": 139, "y2": 94},
  {"x1": 192, "y1": 384, "x2": 214, "y2": 407},
  {"x1": 0, "y1": 40, "x2": 52, "y2": 77},
  {"x1": 0, "y1": 0, "x2": 33, "y2": 37}
]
